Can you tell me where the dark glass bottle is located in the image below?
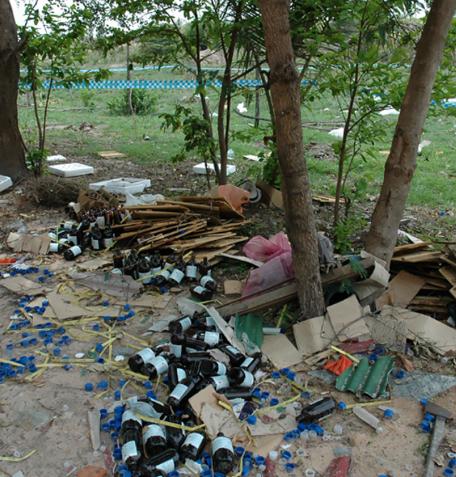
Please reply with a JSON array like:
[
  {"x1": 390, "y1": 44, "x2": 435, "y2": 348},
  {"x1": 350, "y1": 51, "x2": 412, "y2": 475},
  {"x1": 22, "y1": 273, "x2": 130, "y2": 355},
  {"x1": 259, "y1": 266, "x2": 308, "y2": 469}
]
[
  {"x1": 185, "y1": 255, "x2": 198, "y2": 282},
  {"x1": 228, "y1": 368, "x2": 255, "y2": 388},
  {"x1": 128, "y1": 347, "x2": 156, "y2": 373},
  {"x1": 168, "y1": 258, "x2": 185, "y2": 286},
  {"x1": 222, "y1": 387, "x2": 253, "y2": 400},
  {"x1": 209, "y1": 374, "x2": 230, "y2": 391},
  {"x1": 199, "y1": 359, "x2": 227, "y2": 377},
  {"x1": 142, "y1": 355, "x2": 169, "y2": 379},
  {"x1": 113, "y1": 252, "x2": 124, "y2": 269},
  {"x1": 68, "y1": 225, "x2": 80, "y2": 246},
  {"x1": 190, "y1": 285, "x2": 213, "y2": 301},
  {"x1": 221, "y1": 344, "x2": 245, "y2": 366},
  {"x1": 150, "y1": 252, "x2": 162, "y2": 275},
  {"x1": 120, "y1": 410, "x2": 142, "y2": 468},
  {"x1": 143, "y1": 424, "x2": 167, "y2": 457},
  {"x1": 103, "y1": 226, "x2": 115, "y2": 249},
  {"x1": 139, "y1": 449, "x2": 178, "y2": 475},
  {"x1": 180, "y1": 432, "x2": 206, "y2": 461},
  {"x1": 167, "y1": 362, "x2": 187, "y2": 389},
  {"x1": 240, "y1": 352, "x2": 262, "y2": 374},
  {"x1": 297, "y1": 397, "x2": 336, "y2": 424},
  {"x1": 168, "y1": 316, "x2": 193, "y2": 334},
  {"x1": 137, "y1": 257, "x2": 151, "y2": 285},
  {"x1": 195, "y1": 331, "x2": 221, "y2": 347},
  {"x1": 165, "y1": 415, "x2": 186, "y2": 449},
  {"x1": 63, "y1": 244, "x2": 83, "y2": 261},
  {"x1": 212, "y1": 432, "x2": 235, "y2": 474},
  {"x1": 90, "y1": 224, "x2": 104, "y2": 250},
  {"x1": 167, "y1": 378, "x2": 199, "y2": 409}
]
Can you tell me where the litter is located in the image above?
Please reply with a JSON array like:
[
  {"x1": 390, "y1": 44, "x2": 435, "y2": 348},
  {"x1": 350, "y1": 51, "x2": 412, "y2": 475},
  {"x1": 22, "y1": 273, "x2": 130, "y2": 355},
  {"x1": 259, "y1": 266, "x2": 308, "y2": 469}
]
[
  {"x1": 89, "y1": 178, "x2": 151, "y2": 195},
  {"x1": 0, "y1": 174, "x2": 13, "y2": 192},
  {"x1": 46, "y1": 154, "x2": 67, "y2": 162},
  {"x1": 48, "y1": 163, "x2": 95, "y2": 177},
  {"x1": 193, "y1": 162, "x2": 236, "y2": 175}
]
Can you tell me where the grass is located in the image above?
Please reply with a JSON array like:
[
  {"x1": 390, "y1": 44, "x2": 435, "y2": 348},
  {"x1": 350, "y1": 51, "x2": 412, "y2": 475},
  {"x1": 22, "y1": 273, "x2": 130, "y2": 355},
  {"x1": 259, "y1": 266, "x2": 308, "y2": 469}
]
[{"x1": 18, "y1": 67, "x2": 456, "y2": 215}]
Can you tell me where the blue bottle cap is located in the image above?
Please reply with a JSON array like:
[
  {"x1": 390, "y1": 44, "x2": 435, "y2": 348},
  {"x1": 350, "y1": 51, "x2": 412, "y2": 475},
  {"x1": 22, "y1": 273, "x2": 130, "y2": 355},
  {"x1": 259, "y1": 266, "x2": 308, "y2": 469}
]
[
  {"x1": 96, "y1": 357, "x2": 105, "y2": 364},
  {"x1": 281, "y1": 450, "x2": 292, "y2": 460},
  {"x1": 114, "y1": 405, "x2": 125, "y2": 417},
  {"x1": 119, "y1": 378, "x2": 127, "y2": 387},
  {"x1": 97, "y1": 379, "x2": 108, "y2": 390},
  {"x1": 283, "y1": 432, "x2": 295, "y2": 442},
  {"x1": 146, "y1": 390, "x2": 157, "y2": 399},
  {"x1": 301, "y1": 391, "x2": 311, "y2": 399},
  {"x1": 100, "y1": 408, "x2": 108, "y2": 419},
  {"x1": 114, "y1": 390, "x2": 121, "y2": 400},
  {"x1": 260, "y1": 391, "x2": 270, "y2": 401},
  {"x1": 424, "y1": 412, "x2": 436, "y2": 422},
  {"x1": 280, "y1": 368, "x2": 290, "y2": 375},
  {"x1": 420, "y1": 420, "x2": 432, "y2": 433},
  {"x1": 95, "y1": 343, "x2": 103, "y2": 353},
  {"x1": 338, "y1": 401, "x2": 347, "y2": 410},
  {"x1": 143, "y1": 380, "x2": 153, "y2": 389},
  {"x1": 29, "y1": 364, "x2": 37, "y2": 373},
  {"x1": 246, "y1": 415, "x2": 257, "y2": 425},
  {"x1": 420, "y1": 398, "x2": 428, "y2": 406},
  {"x1": 102, "y1": 300, "x2": 109, "y2": 307},
  {"x1": 383, "y1": 408, "x2": 394, "y2": 419},
  {"x1": 395, "y1": 369, "x2": 406, "y2": 379},
  {"x1": 252, "y1": 388, "x2": 262, "y2": 399},
  {"x1": 92, "y1": 324, "x2": 100, "y2": 331},
  {"x1": 53, "y1": 347, "x2": 61, "y2": 356},
  {"x1": 254, "y1": 456, "x2": 266, "y2": 466},
  {"x1": 127, "y1": 310, "x2": 135, "y2": 318},
  {"x1": 123, "y1": 303, "x2": 131, "y2": 311},
  {"x1": 270, "y1": 398, "x2": 279, "y2": 406},
  {"x1": 234, "y1": 446, "x2": 245, "y2": 457},
  {"x1": 271, "y1": 371, "x2": 281, "y2": 379},
  {"x1": 285, "y1": 463, "x2": 296, "y2": 472},
  {"x1": 443, "y1": 468, "x2": 455, "y2": 477},
  {"x1": 84, "y1": 383, "x2": 94, "y2": 392},
  {"x1": 449, "y1": 458, "x2": 456, "y2": 469}
]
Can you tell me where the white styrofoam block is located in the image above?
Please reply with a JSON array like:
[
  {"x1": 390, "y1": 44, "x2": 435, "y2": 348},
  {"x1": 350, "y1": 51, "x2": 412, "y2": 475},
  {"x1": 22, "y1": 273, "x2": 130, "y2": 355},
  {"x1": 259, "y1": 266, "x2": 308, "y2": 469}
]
[
  {"x1": 379, "y1": 107, "x2": 399, "y2": 116},
  {"x1": 328, "y1": 127, "x2": 344, "y2": 139},
  {"x1": 48, "y1": 163, "x2": 94, "y2": 177},
  {"x1": 193, "y1": 163, "x2": 236, "y2": 175},
  {"x1": 47, "y1": 154, "x2": 67, "y2": 162},
  {"x1": 89, "y1": 177, "x2": 151, "y2": 194},
  {"x1": 0, "y1": 175, "x2": 13, "y2": 192}
]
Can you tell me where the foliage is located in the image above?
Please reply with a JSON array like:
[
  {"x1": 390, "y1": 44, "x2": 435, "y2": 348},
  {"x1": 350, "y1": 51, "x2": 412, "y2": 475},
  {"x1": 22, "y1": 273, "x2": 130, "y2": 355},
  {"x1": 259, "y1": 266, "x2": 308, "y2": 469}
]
[
  {"x1": 26, "y1": 149, "x2": 47, "y2": 177},
  {"x1": 107, "y1": 89, "x2": 157, "y2": 115},
  {"x1": 80, "y1": 90, "x2": 96, "y2": 111},
  {"x1": 333, "y1": 215, "x2": 368, "y2": 254},
  {"x1": 160, "y1": 103, "x2": 215, "y2": 164}
]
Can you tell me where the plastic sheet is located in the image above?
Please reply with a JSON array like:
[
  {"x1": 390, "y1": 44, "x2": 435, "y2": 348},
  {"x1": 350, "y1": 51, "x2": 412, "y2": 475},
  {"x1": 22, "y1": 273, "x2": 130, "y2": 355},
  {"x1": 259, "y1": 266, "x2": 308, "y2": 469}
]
[{"x1": 243, "y1": 232, "x2": 291, "y2": 262}]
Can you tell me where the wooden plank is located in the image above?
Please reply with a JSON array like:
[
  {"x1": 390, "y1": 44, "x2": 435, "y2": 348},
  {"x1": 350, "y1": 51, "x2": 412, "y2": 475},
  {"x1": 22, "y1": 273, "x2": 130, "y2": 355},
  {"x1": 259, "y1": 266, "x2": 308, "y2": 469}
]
[
  {"x1": 442, "y1": 256, "x2": 456, "y2": 269},
  {"x1": 391, "y1": 251, "x2": 442, "y2": 263},
  {"x1": 217, "y1": 257, "x2": 374, "y2": 317},
  {"x1": 410, "y1": 296, "x2": 452, "y2": 306},
  {"x1": 439, "y1": 266, "x2": 456, "y2": 287},
  {"x1": 450, "y1": 286, "x2": 456, "y2": 299},
  {"x1": 393, "y1": 242, "x2": 432, "y2": 256}
]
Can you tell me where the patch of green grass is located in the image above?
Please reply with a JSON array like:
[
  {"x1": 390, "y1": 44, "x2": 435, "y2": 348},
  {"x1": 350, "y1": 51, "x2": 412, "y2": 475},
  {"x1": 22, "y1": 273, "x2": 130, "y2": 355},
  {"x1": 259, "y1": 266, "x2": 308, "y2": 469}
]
[{"x1": 18, "y1": 68, "x2": 456, "y2": 212}]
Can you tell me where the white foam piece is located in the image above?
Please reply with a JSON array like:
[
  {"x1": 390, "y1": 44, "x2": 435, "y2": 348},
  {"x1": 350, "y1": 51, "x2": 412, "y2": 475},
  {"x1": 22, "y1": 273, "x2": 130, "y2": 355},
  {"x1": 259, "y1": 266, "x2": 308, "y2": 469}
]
[
  {"x1": 237, "y1": 102, "x2": 248, "y2": 113},
  {"x1": 48, "y1": 163, "x2": 94, "y2": 177},
  {"x1": 193, "y1": 162, "x2": 236, "y2": 175},
  {"x1": 0, "y1": 175, "x2": 13, "y2": 192},
  {"x1": 89, "y1": 177, "x2": 151, "y2": 194},
  {"x1": 46, "y1": 154, "x2": 67, "y2": 162},
  {"x1": 328, "y1": 127, "x2": 344, "y2": 139},
  {"x1": 418, "y1": 139, "x2": 431, "y2": 154},
  {"x1": 379, "y1": 107, "x2": 400, "y2": 116}
]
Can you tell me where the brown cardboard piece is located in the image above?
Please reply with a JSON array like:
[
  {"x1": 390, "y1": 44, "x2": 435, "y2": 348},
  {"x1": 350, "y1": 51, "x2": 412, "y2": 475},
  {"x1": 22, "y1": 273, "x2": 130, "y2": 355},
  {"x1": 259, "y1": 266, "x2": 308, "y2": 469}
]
[
  {"x1": 293, "y1": 315, "x2": 334, "y2": 356},
  {"x1": 261, "y1": 334, "x2": 302, "y2": 368},
  {"x1": 46, "y1": 291, "x2": 93, "y2": 320},
  {"x1": 326, "y1": 295, "x2": 370, "y2": 339},
  {"x1": 0, "y1": 276, "x2": 47, "y2": 295},
  {"x1": 224, "y1": 280, "x2": 243, "y2": 296},
  {"x1": 124, "y1": 293, "x2": 171, "y2": 310},
  {"x1": 380, "y1": 305, "x2": 456, "y2": 354},
  {"x1": 77, "y1": 257, "x2": 112, "y2": 272},
  {"x1": 7, "y1": 232, "x2": 51, "y2": 254},
  {"x1": 376, "y1": 270, "x2": 426, "y2": 309},
  {"x1": 256, "y1": 180, "x2": 284, "y2": 209},
  {"x1": 352, "y1": 260, "x2": 390, "y2": 304}
]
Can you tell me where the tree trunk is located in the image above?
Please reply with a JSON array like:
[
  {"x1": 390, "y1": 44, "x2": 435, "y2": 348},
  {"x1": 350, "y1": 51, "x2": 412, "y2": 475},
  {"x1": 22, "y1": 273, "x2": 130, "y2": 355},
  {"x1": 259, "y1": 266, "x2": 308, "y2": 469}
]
[
  {"x1": 254, "y1": 67, "x2": 260, "y2": 128},
  {"x1": 365, "y1": 0, "x2": 456, "y2": 265},
  {"x1": 258, "y1": 0, "x2": 325, "y2": 318},
  {"x1": 0, "y1": 0, "x2": 27, "y2": 180}
]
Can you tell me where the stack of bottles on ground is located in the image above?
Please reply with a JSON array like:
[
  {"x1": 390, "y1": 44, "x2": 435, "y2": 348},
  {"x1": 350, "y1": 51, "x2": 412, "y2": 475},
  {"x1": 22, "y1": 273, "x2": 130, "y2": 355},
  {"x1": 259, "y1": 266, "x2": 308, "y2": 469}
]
[
  {"x1": 112, "y1": 311, "x2": 261, "y2": 476},
  {"x1": 48, "y1": 207, "x2": 217, "y2": 299}
]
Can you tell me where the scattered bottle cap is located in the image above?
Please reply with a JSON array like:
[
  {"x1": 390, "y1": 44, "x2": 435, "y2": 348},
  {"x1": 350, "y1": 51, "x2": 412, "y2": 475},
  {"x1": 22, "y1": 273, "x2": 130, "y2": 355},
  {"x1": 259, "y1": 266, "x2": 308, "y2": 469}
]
[
  {"x1": 97, "y1": 380, "x2": 108, "y2": 390},
  {"x1": 281, "y1": 450, "x2": 292, "y2": 461},
  {"x1": 84, "y1": 383, "x2": 94, "y2": 392},
  {"x1": 443, "y1": 470, "x2": 454, "y2": 477},
  {"x1": 449, "y1": 458, "x2": 456, "y2": 468},
  {"x1": 338, "y1": 401, "x2": 347, "y2": 410},
  {"x1": 246, "y1": 415, "x2": 257, "y2": 425},
  {"x1": 100, "y1": 408, "x2": 108, "y2": 419},
  {"x1": 383, "y1": 408, "x2": 394, "y2": 419},
  {"x1": 114, "y1": 389, "x2": 121, "y2": 400},
  {"x1": 270, "y1": 398, "x2": 279, "y2": 406}
]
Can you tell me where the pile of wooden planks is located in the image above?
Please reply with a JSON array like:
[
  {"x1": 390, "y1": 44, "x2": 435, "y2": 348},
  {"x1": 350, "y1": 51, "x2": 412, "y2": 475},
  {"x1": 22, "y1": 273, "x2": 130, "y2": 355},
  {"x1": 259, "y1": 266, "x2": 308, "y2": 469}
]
[
  {"x1": 385, "y1": 241, "x2": 456, "y2": 319},
  {"x1": 113, "y1": 196, "x2": 248, "y2": 262}
]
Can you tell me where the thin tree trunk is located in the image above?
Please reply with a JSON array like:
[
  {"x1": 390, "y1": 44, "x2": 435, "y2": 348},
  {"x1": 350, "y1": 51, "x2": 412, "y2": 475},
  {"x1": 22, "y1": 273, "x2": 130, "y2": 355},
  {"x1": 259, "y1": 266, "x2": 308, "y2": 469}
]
[
  {"x1": 365, "y1": 0, "x2": 456, "y2": 266},
  {"x1": 0, "y1": 0, "x2": 27, "y2": 180},
  {"x1": 254, "y1": 67, "x2": 260, "y2": 128},
  {"x1": 258, "y1": 0, "x2": 325, "y2": 318}
]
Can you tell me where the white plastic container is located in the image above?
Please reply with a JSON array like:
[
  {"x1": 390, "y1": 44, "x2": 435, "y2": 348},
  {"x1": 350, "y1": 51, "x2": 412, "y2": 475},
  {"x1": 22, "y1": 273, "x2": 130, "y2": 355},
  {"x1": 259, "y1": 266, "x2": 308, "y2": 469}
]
[
  {"x1": 89, "y1": 178, "x2": 151, "y2": 194},
  {"x1": 0, "y1": 175, "x2": 13, "y2": 192},
  {"x1": 193, "y1": 162, "x2": 236, "y2": 176},
  {"x1": 46, "y1": 154, "x2": 67, "y2": 162},
  {"x1": 48, "y1": 163, "x2": 94, "y2": 177}
]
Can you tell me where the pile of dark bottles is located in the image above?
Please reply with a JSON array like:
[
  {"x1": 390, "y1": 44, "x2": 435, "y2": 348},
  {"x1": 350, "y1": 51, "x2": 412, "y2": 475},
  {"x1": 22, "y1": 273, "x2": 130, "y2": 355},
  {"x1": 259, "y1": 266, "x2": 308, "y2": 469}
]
[
  {"x1": 115, "y1": 250, "x2": 217, "y2": 299},
  {"x1": 116, "y1": 311, "x2": 262, "y2": 476},
  {"x1": 49, "y1": 208, "x2": 124, "y2": 260}
]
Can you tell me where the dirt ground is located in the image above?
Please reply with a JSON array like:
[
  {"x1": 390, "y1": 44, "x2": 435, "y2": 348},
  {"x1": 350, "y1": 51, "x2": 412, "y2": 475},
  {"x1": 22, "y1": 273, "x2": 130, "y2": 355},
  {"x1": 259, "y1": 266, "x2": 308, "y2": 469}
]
[{"x1": 1, "y1": 158, "x2": 456, "y2": 477}]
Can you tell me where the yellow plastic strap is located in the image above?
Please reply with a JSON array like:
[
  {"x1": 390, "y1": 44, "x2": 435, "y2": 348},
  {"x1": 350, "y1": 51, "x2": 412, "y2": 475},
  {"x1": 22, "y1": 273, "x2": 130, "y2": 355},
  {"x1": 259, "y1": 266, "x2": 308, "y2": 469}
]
[
  {"x1": 0, "y1": 449, "x2": 37, "y2": 462},
  {"x1": 255, "y1": 393, "x2": 301, "y2": 415},
  {"x1": 134, "y1": 413, "x2": 205, "y2": 432},
  {"x1": 330, "y1": 345, "x2": 360, "y2": 364},
  {"x1": 346, "y1": 399, "x2": 392, "y2": 410},
  {"x1": 0, "y1": 358, "x2": 25, "y2": 368}
]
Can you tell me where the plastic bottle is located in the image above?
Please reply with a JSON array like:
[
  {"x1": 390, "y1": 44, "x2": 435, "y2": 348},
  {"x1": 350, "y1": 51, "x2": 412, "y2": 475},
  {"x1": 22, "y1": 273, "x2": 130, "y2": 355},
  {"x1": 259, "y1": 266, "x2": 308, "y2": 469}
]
[
  {"x1": 229, "y1": 368, "x2": 255, "y2": 388},
  {"x1": 120, "y1": 410, "x2": 142, "y2": 468},
  {"x1": 212, "y1": 432, "x2": 234, "y2": 474},
  {"x1": 142, "y1": 355, "x2": 170, "y2": 379},
  {"x1": 180, "y1": 432, "x2": 207, "y2": 461},
  {"x1": 128, "y1": 347, "x2": 156, "y2": 373},
  {"x1": 298, "y1": 397, "x2": 336, "y2": 424},
  {"x1": 63, "y1": 244, "x2": 83, "y2": 261},
  {"x1": 352, "y1": 406, "x2": 383, "y2": 432},
  {"x1": 143, "y1": 424, "x2": 167, "y2": 457}
]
